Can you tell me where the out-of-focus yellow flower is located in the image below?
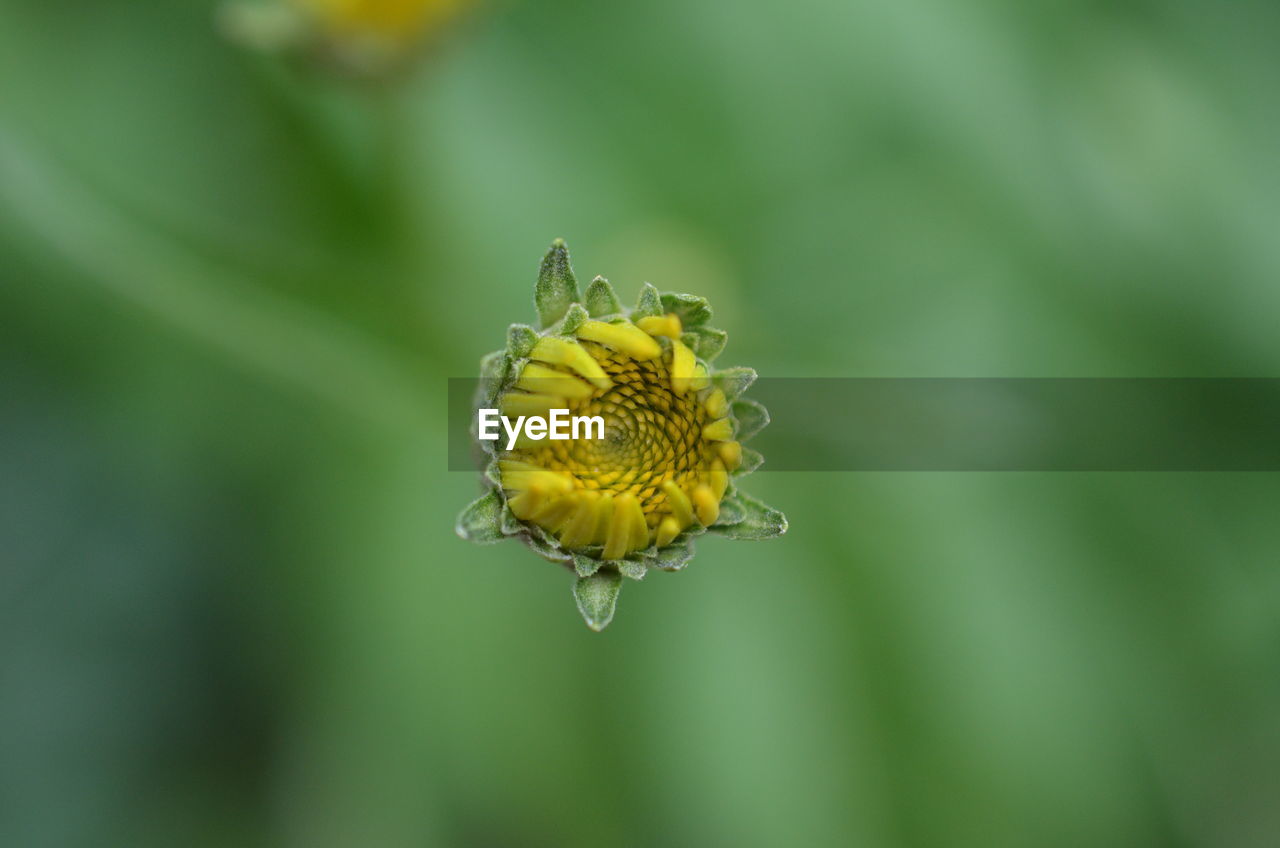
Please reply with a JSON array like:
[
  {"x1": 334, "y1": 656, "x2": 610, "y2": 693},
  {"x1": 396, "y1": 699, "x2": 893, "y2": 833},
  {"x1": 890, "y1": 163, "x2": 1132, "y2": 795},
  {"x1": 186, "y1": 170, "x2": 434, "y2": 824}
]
[
  {"x1": 222, "y1": 0, "x2": 469, "y2": 76},
  {"x1": 291, "y1": 0, "x2": 463, "y2": 45}
]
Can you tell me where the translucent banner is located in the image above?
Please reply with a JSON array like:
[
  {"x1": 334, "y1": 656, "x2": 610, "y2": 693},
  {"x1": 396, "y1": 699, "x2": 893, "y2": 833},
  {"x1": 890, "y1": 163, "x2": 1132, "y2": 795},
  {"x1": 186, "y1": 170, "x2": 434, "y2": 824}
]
[{"x1": 448, "y1": 378, "x2": 1280, "y2": 471}]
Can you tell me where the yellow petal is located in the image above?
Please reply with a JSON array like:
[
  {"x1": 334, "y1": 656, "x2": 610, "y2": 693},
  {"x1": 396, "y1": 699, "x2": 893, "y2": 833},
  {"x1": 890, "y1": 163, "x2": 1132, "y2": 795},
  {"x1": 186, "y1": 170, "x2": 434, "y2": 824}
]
[
  {"x1": 669, "y1": 338, "x2": 697, "y2": 394},
  {"x1": 655, "y1": 516, "x2": 681, "y2": 548},
  {"x1": 702, "y1": 418, "x2": 734, "y2": 442},
  {"x1": 507, "y1": 471, "x2": 571, "y2": 520},
  {"x1": 704, "y1": 388, "x2": 728, "y2": 420},
  {"x1": 497, "y1": 459, "x2": 544, "y2": 477},
  {"x1": 516, "y1": 362, "x2": 595, "y2": 399},
  {"x1": 559, "y1": 491, "x2": 600, "y2": 549},
  {"x1": 661, "y1": 479, "x2": 693, "y2": 527},
  {"x1": 501, "y1": 468, "x2": 571, "y2": 496},
  {"x1": 592, "y1": 493, "x2": 615, "y2": 545},
  {"x1": 690, "y1": 363, "x2": 710, "y2": 392},
  {"x1": 705, "y1": 458, "x2": 729, "y2": 500},
  {"x1": 577, "y1": 320, "x2": 662, "y2": 361},
  {"x1": 532, "y1": 492, "x2": 577, "y2": 532},
  {"x1": 500, "y1": 392, "x2": 560, "y2": 421},
  {"x1": 635, "y1": 313, "x2": 682, "y2": 339},
  {"x1": 626, "y1": 496, "x2": 651, "y2": 551},
  {"x1": 507, "y1": 487, "x2": 544, "y2": 520},
  {"x1": 603, "y1": 492, "x2": 641, "y2": 560},
  {"x1": 530, "y1": 337, "x2": 612, "y2": 390},
  {"x1": 692, "y1": 484, "x2": 719, "y2": 526},
  {"x1": 717, "y1": 440, "x2": 742, "y2": 471}
]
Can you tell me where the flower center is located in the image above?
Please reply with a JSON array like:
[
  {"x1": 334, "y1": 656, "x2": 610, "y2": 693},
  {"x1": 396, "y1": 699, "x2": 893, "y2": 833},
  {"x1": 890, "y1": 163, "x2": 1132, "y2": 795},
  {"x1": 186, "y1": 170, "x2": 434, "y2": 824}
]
[{"x1": 497, "y1": 316, "x2": 740, "y2": 559}]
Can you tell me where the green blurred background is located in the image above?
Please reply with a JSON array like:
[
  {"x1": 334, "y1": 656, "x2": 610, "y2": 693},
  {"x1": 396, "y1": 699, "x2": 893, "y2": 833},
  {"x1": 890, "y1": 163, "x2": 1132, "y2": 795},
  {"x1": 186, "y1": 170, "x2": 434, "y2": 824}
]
[{"x1": 4, "y1": 1, "x2": 1280, "y2": 846}]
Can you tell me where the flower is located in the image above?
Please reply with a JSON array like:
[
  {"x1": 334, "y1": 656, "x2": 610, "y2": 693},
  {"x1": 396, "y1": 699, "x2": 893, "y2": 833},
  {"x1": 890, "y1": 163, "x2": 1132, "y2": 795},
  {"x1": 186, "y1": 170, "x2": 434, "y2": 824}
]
[
  {"x1": 221, "y1": 0, "x2": 467, "y2": 76},
  {"x1": 457, "y1": 240, "x2": 787, "y2": 631},
  {"x1": 290, "y1": 0, "x2": 462, "y2": 47}
]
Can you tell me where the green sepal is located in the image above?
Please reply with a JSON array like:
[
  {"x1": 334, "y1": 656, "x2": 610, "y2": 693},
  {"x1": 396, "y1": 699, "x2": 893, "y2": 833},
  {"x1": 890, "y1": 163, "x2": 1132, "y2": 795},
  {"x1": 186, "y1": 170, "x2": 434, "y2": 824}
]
[
  {"x1": 617, "y1": 559, "x2": 648, "y2": 581},
  {"x1": 479, "y1": 349, "x2": 507, "y2": 380},
  {"x1": 483, "y1": 457, "x2": 502, "y2": 488},
  {"x1": 708, "y1": 491, "x2": 787, "y2": 540},
  {"x1": 506, "y1": 324, "x2": 538, "y2": 358},
  {"x1": 535, "y1": 239, "x2": 580, "y2": 329},
  {"x1": 735, "y1": 446, "x2": 765, "y2": 475},
  {"x1": 714, "y1": 497, "x2": 745, "y2": 526},
  {"x1": 456, "y1": 491, "x2": 505, "y2": 544},
  {"x1": 553, "y1": 303, "x2": 589, "y2": 336},
  {"x1": 500, "y1": 502, "x2": 523, "y2": 536},
  {"x1": 712, "y1": 367, "x2": 757, "y2": 400},
  {"x1": 521, "y1": 525, "x2": 570, "y2": 562},
  {"x1": 660, "y1": 292, "x2": 712, "y2": 327},
  {"x1": 633, "y1": 282, "x2": 663, "y2": 320},
  {"x1": 574, "y1": 570, "x2": 623, "y2": 631},
  {"x1": 647, "y1": 538, "x2": 695, "y2": 572},
  {"x1": 584, "y1": 275, "x2": 622, "y2": 317},
  {"x1": 477, "y1": 350, "x2": 509, "y2": 406},
  {"x1": 681, "y1": 327, "x2": 727, "y2": 361},
  {"x1": 732, "y1": 398, "x2": 770, "y2": 441},
  {"x1": 573, "y1": 553, "x2": 602, "y2": 578}
]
